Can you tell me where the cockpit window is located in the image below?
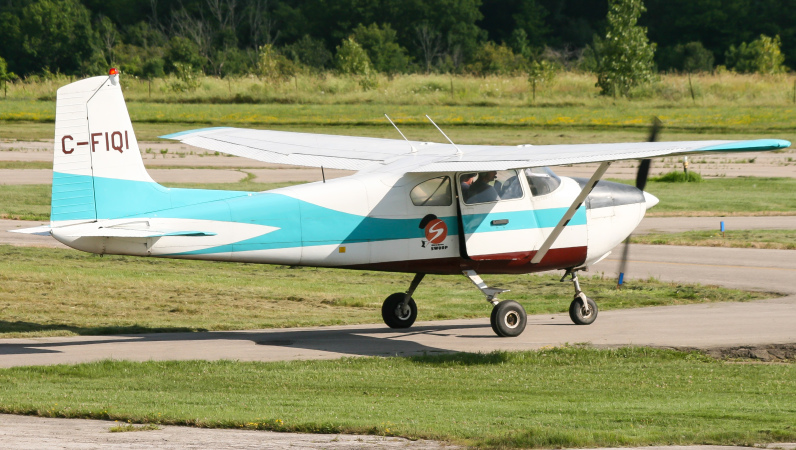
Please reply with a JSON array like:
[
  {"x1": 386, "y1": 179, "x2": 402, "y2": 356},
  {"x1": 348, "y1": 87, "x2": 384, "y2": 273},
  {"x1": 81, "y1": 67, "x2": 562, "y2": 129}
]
[
  {"x1": 525, "y1": 167, "x2": 561, "y2": 196},
  {"x1": 461, "y1": 170, "x2": 524, "y2": 204},
  {"x1": 410, "y1": 176, "x2": 452, "y2": 206}
]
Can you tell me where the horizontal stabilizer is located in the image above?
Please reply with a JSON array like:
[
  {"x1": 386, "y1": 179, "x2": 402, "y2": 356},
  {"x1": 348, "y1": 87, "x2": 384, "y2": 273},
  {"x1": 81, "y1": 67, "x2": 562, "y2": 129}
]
[
  {"x1": 64, "y1": 228, "x2": 217, "y2": 238},
  {"x1": 9, "y1": 226, "x2": 52, "y2": 236}
]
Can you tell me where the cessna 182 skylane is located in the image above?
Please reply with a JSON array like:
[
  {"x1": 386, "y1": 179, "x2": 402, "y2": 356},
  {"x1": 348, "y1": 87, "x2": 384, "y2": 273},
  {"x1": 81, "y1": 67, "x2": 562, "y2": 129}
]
[{"x1": 14, "y1": 71, "x2": 791, "y2": 337}]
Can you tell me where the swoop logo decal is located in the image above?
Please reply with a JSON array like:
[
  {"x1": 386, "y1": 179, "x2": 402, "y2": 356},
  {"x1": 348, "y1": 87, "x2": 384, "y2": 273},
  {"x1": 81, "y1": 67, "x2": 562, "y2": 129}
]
[{"x1": 419, "y1": 215, "x2": 448, "y2": 251}]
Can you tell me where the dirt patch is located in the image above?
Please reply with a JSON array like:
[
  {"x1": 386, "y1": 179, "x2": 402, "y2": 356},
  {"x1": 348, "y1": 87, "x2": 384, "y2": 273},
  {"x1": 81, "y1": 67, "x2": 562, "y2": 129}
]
[{"x1": 675, "y1": 343, "x2": 796, "y2": 362}]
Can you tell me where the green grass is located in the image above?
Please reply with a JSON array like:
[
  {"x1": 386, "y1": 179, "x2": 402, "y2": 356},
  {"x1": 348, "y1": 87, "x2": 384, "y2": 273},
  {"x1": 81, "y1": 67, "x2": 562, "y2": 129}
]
[
  {"x1": 4, "y1": 100, "x2": 796, "y2": 136},
  {"x1": 0, "y1": 348, "x2": 794, "y2": 448},
  {"x1": 631, "y1": 229, "x2": 796, "y2": 249},
  {"x1": 108, "y1": 423, "x2": 161, "y2": 432},
  {"x1": 0, "y1": 184, "x2": 51, "y2": 220},
  {"x1": 0, "y1": 161, "x2": 52, "y2": 169},
  {"x1": 641, "y1": 177, "x2": 796, "y2": 216},
  {"x1": 0, "y1": 245, "x2": 774, "y2": 338},
  {"x1": 651, "y1": 170, "x2": 705, "y2": 183},
  {"x1": 5, "y1": 72, "x2": 796, "y2": 107}
]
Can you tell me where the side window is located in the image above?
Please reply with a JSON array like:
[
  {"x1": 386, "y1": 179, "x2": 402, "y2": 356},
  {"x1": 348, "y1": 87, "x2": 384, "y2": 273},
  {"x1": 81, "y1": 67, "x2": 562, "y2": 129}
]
[
  {"x1": 525, "y1": 167, "x2": 562, "y2": 197},
  {"x1": 461, "y1": 170, "x2": 524, "y2": 204},
  {"x1": 410, "y1": 176, "x2": 452, "y2": 206}
]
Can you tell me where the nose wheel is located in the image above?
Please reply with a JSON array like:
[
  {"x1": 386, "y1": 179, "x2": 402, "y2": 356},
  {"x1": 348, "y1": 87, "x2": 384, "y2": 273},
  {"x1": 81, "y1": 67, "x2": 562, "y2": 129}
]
[
  {"x1": 562, "y1": 270, "x2": 598, "y2": 325},
  {"x1": 569, "y1": 295, "x2": 598, "y2": 325}
]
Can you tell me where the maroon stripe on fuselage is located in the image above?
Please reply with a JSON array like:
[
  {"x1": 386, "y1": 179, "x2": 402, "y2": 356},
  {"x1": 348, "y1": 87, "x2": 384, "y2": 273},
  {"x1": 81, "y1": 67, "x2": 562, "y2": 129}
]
[{"x1": 344, "y1": 246, "x2": 587, "y2": 275}]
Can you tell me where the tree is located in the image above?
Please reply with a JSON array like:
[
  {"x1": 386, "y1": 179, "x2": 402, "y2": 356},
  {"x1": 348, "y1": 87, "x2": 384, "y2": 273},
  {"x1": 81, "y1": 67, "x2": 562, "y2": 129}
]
[
  {"x1": 18, "y1": 0, "x2": 99, "y2": 75},
  {"x1": 0, "y1": 56, "x2": 18, "y2": 98},
  {"x1": 657, "y1": 41, "x2": 714, "y2": 73},
  {"x1": 284, "y1": 35, "x2": 332, "y2": 71},
  {"x1": 352, "y1": 23, "x2": 410, "y2": 75},
  {"x1": 256, "y1": 44, "x2": 297, "y2": 80},
  {"x1": 527, "y1": 59, "x2": 556, "y2": 102},
  {"x1": 591, "y1": 0, "x2": 656, "y2": 97},
  {"x1": 414, "y1": 22, "x2": 443, "y2": 73},
  {"x1": 725, "y1": 34, "x2": 787, "y2": 75},
  {"x1": 467, "y1": 42, "x2": 525, "y2": 76},
  {"x1": 334, "y1": 37, "x2": 372, "y2": 76}
]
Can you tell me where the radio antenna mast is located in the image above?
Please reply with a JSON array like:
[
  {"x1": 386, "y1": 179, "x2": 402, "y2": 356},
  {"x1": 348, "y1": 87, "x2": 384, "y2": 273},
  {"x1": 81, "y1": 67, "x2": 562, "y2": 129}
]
[
  {"x1": 384, "y1": 114, "x2": 417, "y2": 153},
  {"x1": 425, "y1": 115, "x2": 462, "y2": 156}
]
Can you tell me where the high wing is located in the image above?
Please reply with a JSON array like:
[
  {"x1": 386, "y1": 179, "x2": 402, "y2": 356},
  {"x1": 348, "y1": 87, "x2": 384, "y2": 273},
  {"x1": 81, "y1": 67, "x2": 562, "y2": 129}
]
[{"x1": 162, "y1": 127, "x2": 790, "y2": 173}]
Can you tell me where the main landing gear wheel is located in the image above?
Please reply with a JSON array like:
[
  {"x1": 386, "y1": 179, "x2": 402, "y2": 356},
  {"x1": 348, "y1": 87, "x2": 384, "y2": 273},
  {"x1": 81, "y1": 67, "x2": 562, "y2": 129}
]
[
  {"x1": 490, "y1": 300, "x2": 527, "y2": 337},
  {"x1": 381, "y1": 293, "x2": 417, "y2": 329},
  {"x1": 569, "y1": 296, "x2": 598, "y2": 325}
]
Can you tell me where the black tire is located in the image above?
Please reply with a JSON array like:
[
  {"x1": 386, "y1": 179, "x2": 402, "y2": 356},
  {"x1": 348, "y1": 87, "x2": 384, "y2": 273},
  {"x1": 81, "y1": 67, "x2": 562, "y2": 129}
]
[
  {"x1": 381, "y1": 293, "x2": 417, "y2": 329},
  {"x1": 569, "y1": 296, "x2": 598, "y2": 325},
  {"x1": 491, "y1": 300, "x2": 527, "y2": 337},
  {"x1": 489, "y1": 305, "x2": 499, "y2": 332}
]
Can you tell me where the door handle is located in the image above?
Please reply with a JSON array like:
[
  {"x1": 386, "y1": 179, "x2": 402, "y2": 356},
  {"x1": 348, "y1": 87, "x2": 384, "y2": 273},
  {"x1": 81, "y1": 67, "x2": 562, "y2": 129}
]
[{"x1": 491, "y1": 219, "x2": 509, "y2": 226}]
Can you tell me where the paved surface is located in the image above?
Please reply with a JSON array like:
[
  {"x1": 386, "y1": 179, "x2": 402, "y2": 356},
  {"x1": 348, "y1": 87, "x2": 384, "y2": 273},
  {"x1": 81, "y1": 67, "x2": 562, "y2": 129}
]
[{"x1": 0, "y1": 414, "x2": 453, "y2": 450}]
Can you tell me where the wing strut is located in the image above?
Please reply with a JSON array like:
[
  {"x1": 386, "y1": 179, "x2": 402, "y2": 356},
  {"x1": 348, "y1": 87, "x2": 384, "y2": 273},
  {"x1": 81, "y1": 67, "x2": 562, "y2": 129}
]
[
  {"x1": 530, "y1": 161, "x2": 612, "y2": 264},
  {"x1": 425, "y1": 115, "x2": 463, "y2": 156},
  {"x1": 384, "y1": 114, "x2": 418, "y2": 154}
]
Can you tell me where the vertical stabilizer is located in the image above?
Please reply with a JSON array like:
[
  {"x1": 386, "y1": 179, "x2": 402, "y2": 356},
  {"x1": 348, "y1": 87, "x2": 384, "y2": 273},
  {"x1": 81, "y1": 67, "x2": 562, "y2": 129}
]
[
  {"x1": 52, "y1": 76, "x2": 104, "y2": 225},
  {"x1": 52, "y1": 72, "x2": 160, "y2": 226}
]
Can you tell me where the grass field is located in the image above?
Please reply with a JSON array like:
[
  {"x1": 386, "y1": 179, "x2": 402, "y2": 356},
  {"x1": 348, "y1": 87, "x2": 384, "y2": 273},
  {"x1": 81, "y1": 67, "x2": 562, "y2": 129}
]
[
  {"x1": 5, "y1": 72, "x2": 796, "y2": 107},
  {"x1": 0, "y1": 245, "x2": 773, "y2": 338},
  {"x1": 0, "y1": 347, "x2": 793, "y2": 448},
  {"x1": 631, "y1": 229, "x2": 796, "y2": 250}
]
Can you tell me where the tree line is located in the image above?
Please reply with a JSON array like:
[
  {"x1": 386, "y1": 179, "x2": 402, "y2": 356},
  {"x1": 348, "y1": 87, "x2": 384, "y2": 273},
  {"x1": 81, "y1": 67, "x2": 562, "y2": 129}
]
[{"x1": 0, "y1": 0, "x2": 792, "y2": 93}]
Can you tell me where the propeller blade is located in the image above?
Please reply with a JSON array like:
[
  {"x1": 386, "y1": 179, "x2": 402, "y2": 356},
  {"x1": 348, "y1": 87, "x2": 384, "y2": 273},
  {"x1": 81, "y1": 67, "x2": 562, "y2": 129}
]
[
  {"x1": 647, "y1": 116, "x2": 662, "y2": 142},
  {"x1": 617, "y1": 236, "x2": 631, "y2": 286},
  {"x1": 619, "y1": 117, "x2": 661, "y2": 287},
  {"x1": 636, "y1": 158, "x2": 651, "y2": 191}
]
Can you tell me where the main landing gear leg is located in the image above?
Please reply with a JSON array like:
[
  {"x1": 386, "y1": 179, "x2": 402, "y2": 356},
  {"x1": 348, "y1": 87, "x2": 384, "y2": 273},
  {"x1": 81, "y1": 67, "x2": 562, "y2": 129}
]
[
  {"x1": 381, "y1": 273, "x2": 424, "y2": 329},
  {"x1": 562, "y1": 269, "x2": 598, "y2": 325},
  {"x1": 463, "y1": 270, "x2": 527, "y2": 337}
]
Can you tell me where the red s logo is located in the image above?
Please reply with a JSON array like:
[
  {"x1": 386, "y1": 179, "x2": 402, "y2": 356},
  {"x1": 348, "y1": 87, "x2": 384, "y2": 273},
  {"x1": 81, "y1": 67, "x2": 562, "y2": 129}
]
[{"x1": 424, "y1": 219, "x2": 448, "y2": 244}]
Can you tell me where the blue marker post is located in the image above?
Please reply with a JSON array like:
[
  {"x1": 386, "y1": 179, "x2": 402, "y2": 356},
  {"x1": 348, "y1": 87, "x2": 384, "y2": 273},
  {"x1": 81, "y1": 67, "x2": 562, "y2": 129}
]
[{"x1": 720, "y1": 221, "x2": 725, "y2": 238}]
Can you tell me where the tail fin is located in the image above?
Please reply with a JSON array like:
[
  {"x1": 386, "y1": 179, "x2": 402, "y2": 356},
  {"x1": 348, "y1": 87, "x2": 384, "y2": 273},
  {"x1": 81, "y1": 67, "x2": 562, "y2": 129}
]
[{"x1": 52, "y1": 72, "x2": 162, "y2": 226}]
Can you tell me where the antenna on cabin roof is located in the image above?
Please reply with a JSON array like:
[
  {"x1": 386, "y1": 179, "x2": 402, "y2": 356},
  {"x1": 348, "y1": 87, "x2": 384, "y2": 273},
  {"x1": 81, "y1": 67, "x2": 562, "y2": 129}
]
[
  {"x1": 384, "y1": 114, "x2": 417, "y2": 154},
  {"x1": 425, "y1": 115, "x2": 462, "y2": 156}
]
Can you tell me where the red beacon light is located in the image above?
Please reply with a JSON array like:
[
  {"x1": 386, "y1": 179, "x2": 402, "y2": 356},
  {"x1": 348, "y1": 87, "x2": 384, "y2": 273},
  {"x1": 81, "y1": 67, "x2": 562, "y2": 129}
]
[{"x1": 109, "y1": 67, "x2": 119, "y2": 76}]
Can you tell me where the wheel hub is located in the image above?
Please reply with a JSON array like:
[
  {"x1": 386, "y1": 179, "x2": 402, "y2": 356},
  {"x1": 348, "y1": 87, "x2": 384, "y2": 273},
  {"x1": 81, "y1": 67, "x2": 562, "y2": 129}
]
[
  {"x1": 394, "y1": 304, "x2": 412, "y2": 321},
  {"x1": 504, "y1": 311, "x2": 519, "y2": 329}
]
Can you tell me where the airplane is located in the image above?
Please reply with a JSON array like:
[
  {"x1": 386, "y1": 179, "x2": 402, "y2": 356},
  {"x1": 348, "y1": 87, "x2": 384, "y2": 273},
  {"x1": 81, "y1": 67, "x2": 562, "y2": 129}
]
[{"x1": 12, "y1": 70, "x2": 791, "y2": 337}]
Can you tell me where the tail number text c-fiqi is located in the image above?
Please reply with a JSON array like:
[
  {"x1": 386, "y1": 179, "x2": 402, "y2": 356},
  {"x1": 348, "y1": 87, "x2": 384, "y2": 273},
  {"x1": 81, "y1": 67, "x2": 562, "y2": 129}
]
[{"x1": 62, "y1": 131, "x2": 130, "y2": 154}]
